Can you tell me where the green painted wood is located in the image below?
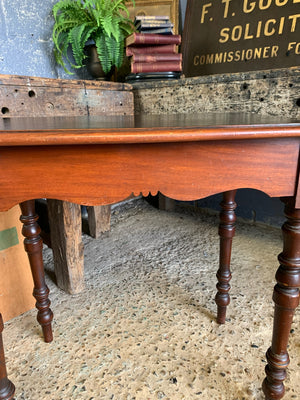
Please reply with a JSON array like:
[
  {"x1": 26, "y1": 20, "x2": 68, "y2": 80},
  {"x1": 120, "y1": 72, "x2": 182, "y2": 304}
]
[{"x1": 0, "y1": 227, "x2": 19, "y2": 251}]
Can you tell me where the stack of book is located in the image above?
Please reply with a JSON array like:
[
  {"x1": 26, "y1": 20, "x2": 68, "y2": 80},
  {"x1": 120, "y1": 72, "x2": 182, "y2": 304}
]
[{"x1": 125, "y1": 15, "x2": 182, "y2": 80}]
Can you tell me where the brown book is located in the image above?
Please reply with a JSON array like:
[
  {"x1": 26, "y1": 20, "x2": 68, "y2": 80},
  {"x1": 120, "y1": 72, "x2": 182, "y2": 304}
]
[
  {"x1": 126, "y1": 33, "x2": 181, "y2": 47},
  {"x1": 131, "y1": 53, "x2": 182, "y2": 63},
  {"x1": 126, "y1": 44, "x2": 177, "y2": 56},
  {"x1": 131, "y1": 61, "x2": 182, "y2": 73}
]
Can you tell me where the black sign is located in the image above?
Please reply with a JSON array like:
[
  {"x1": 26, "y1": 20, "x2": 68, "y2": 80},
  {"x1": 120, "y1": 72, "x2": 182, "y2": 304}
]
[{"x1": 182, "y1": 0, "x2": 300, "y2": 76}]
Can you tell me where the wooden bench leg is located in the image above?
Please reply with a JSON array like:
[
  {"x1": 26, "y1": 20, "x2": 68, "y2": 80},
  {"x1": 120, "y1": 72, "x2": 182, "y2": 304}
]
[
  {"x1": 0, "y1": 314, "x2": 15, "y2": 400},
  {"x1": 20, "y1": 200, "x2": 53, "y2": 343},
  {"x1": 87, "y1": 205, "x2": 111, "y2": 239},
  {"x1": 262, "y1": 198, "x2": 300, "y2": 400},
  {"x1": 47, "y1": 200, "x2": 84, "y2": 294},
  {"x1": 215, "y1": 190, "x2": 237, "y2": 324}
]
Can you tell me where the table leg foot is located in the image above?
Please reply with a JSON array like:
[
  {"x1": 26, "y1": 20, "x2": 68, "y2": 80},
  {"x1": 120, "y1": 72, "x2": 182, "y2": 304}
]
[
  {"x1": 20, "y1": 200, "x2": 53, "y2": 343},
  {"x1": 0, "y1": 315, "x2": 15, "y2": 400},
  {"x1": 262, "y1": 198, "x2": 300, "y2": 400},
  {"x1": 0, "y1": 379, "x2": 15, "y2": 400},
  {"x1": 215, "y1": 190, "x2": 237, "y2": 324}
]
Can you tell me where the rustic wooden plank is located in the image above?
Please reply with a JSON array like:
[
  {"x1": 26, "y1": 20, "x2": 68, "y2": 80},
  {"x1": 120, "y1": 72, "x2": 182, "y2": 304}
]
[
  {"x1": 87, "y1": 205, "x2": 111, "y2": 238},
  {"x1": 47, "y1": 200, "x2": 84, "y2": 294},
  {"x1": 0, "y1": 74, "x2": 132, "y2": 91},
  {"x1": 0, "y1": 86, "x2": 134, "y2": 118}
]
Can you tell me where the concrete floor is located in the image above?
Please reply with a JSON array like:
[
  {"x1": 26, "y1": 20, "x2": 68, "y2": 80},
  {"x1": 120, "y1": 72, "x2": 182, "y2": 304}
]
[{"x1": 3, "y1": 198, "x2": 300, "y2": 399}]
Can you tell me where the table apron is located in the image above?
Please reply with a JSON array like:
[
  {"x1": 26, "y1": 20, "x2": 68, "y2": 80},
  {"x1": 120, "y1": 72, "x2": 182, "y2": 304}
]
[{"x1": 0, "y1": 137, "x2": 298, "y2": 211}]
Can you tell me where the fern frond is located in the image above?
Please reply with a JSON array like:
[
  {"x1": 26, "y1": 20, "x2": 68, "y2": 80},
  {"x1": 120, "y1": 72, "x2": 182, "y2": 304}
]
[
  {"x1": 100, "y1": 14, "x2": 114, "y2": 38},
  {"x1": 111, "y1": 0, "x2": 128, "y2": 13},
  {"x1": 95, "y1": 34, "x2": 112, "y2": 74},
  {"x1": 53, "y1": 0, "x2": 78, "y2": 21},
  {"x1": 68, "y1": 24, "x2": 96, "y2": 66},
  {"x1": 90, "y1": 7, "x2": 102, "y2": 27},
  {"x1": 56, "y1": 9, "x2": 92, "y2": 27},
  {"x1": 119, "y1": 19, "x2": 134, "y2": 36},
  {"x1": 54, "y1": 31, "x2": 77, "y2": 74}
]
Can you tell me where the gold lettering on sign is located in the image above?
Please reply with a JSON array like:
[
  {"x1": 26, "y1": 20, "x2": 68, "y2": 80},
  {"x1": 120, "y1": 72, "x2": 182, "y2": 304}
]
[
  {"x1": 271, "y1": 45, "x2": 279, "y2": 56},
  {"x1": 219, "y1": 15, "x2": 300, "y2": 43},
  {"x1": 242, "y1": 0, "x2": 298, "y2": 13},
  {"x1": 243, "y1": 0, "x2": 255, "y2": 13},
  {"x1": 244, "y1": 23, "x2": 254, "y2": 39},
  {"x1": 264, "y1": 19, "x2": 276, "y2": 36},
  {"x1": 256, "y1": 20, "x2": 263, "y2": 37},
  {"x1": 288, "y1": 41, "x2": 300, "y2": 53},
  {"x1": 219, "y1": 28, "x2": 230, "y2": 43},
  {"x1": 232, "y1": 25, "x2": 243, "y2": 41},
  {"x1": 276, "y1": 0, "x2": 289, "y2": 4},
  {"x1": 193, "y1": 45, "x2": 279, "y2": 66},
  {"x1": 243, "y1": 0, "x2": 294, "y2": 12},
  {"x1": 260, "y1": 0, "x2": 272, "y2": 11},
  {"x1": 222, "y1": 0, "x2": 232, "y2": 18},
  {"x1": 278, "y1": 16, "x2": 285, "y2": 34},
  {"x1": 200, "y1": 3, "x2": 212, "y2": 24},
  {"x1": 263, "y1": 46, "x2": 270, "y2": 57},
  {"x1": 215, "y1": 53, "x2": 223, "y2": 63},
  {"x1": 289, "y1": 14, "x2": 300, "y2": 31}
]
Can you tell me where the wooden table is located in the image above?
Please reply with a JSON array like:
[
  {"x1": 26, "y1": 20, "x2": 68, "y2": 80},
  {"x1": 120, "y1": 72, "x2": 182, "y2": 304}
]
[{"x1": 0, "y1": 113, "x2": 299, "y2": 400}]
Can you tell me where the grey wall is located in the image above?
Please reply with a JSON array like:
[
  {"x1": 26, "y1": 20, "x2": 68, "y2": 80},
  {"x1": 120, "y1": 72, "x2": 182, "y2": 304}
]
[{"x1": 0, "y1": 0, "x2": 61, "y2": 78}]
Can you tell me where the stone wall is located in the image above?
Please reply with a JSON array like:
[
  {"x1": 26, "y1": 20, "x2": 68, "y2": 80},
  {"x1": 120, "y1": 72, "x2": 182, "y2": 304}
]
[
  {"x1": 0, "y1": 0, "x2": 61, "y2": 78},
  {"x1": 132, "y1": 67, "x2": 300, "y2": 118}
]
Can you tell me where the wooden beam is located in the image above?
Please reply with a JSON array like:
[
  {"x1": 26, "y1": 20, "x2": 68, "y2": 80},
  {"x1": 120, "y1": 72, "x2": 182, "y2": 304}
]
[
  {"x1": 47, "y1": 200, "x2": 84, "y2": 294},
  {"x1": 87, "y1": 205, "x2": 111, "y2": 239}
]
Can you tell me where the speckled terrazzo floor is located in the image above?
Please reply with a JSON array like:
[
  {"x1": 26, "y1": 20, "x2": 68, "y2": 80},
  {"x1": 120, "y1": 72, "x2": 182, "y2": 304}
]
[{"x1": 3, "y1": 198, "x2": 300, "y2": 400}]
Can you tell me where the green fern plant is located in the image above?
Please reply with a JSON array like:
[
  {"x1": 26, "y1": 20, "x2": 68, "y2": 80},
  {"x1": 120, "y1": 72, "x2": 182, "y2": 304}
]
[{"x1": 52, "y1": 0, "x2": 135, "y2": 74}]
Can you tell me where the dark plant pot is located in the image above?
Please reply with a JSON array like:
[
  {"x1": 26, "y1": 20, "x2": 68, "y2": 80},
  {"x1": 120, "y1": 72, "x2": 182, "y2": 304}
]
[{"x1": 85, "y1": 45, "x2": 114, "y2": 80}]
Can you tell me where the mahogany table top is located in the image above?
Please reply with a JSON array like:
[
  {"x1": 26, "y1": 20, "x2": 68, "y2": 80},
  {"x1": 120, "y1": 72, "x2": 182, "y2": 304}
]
[{"x1": 0, "y1": 113, "x2": 300, "y2": 146}]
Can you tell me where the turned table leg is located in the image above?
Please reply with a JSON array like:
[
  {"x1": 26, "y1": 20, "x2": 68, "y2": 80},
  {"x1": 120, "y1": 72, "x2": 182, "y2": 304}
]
[
  {"x1": 215, "y1": 190, "x2": 237, "y2": 324},
  {"x1": 19, "y1": 200, "x2": 53, "y2": 343},
  {"x1": 262, "y1": 198, "x2": 300, "y2": 400},
  {"x1": 0, "y1": 314, "x2": 15, "y2": 400}
]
